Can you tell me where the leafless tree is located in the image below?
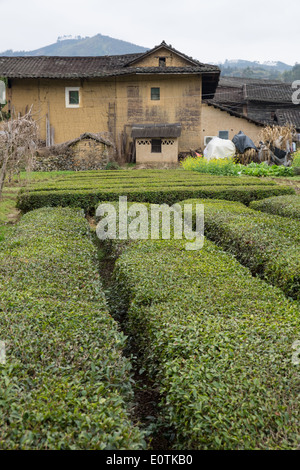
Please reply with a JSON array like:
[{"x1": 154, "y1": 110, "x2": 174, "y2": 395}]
[{"x1": 0, "y1": 108, "x2": 39, "y2": 199}]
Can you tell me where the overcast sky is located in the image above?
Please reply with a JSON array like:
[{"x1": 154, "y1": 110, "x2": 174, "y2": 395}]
[{"x1": 0, "y1": 0, "x2": 298, "y2": 65}]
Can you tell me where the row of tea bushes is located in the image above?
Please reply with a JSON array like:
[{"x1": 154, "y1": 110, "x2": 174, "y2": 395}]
[
  {"x1": 16, "y1": 184, "x2": 295, "y2": 213},
  {"x1": 24, "y1": 169, "x2": 279, "y2": 183},
  {"x1": 22, "y1": 173, "x2": 279, "y2": 193},
  {"x1": 0, "y1": 207, "x2": 145, "y2": 450},
  {"x1": 112, "y1": 238, "x2": 300, "y2": 449},
  {"x1": 249, "y1": 195, "x2": 300, "y2": 220},
  {"x1": 179, "y1": 199, "x2": 300, "y2": 300}
]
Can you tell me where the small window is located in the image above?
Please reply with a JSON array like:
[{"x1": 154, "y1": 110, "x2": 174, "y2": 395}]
[
  {"x1": 219, "y1": 130, "x2": 229, "y2": 139},
  {"x1": 151, "y1": 87, "x2": 160, "y2": 101},
  {"x1": 65, "y1": 87, "x2": 80, "y2": 108},
  {"x1": 151, "y1": 139, "x2": 162, "y2": 153},
  {"x1": 159, "y1": 57, "x2": 166, "y2": 67}
]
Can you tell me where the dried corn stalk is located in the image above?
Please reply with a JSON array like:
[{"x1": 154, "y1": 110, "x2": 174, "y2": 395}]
[
  {"x1": 259, "y1": 125, "x2": 295, "y2": 150},
  {"x1": 234, "y1": 148, "x2": 258, "y2": 165}
]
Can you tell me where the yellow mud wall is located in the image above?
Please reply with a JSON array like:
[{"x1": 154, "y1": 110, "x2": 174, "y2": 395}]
[
  {"x1": 7, "y1": 78, "x2": 115, "y2": 144},
  {"x1": 7, "y1": 74, "x2": 203, "y2": 153},
  {"x1": 115, "y1": 74, "x2": 202, "y2": 152},
  {"x1": 201, "y1": 103, "x2": 262, "y2": 148}
]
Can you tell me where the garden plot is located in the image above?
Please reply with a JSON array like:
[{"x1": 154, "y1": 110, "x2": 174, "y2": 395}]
[{"x1": 16, "y1": 169, "x2": 295, "y2": 213}]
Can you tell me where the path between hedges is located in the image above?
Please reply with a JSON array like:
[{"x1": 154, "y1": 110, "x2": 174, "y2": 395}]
[{"x1": 87, "y1": 215, "x2": 174, "y2": 450}]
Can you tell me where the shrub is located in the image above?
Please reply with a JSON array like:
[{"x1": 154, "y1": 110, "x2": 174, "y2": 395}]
[
  {"x1": 112, "y1": 238, "x2": 300, "y2": 449},
  {"x1": 105, "y1": 162, "x2": 121, "y2": 170},
  {"x1": 179, "y1": 198, "x2": 300, "y2": 300},
  {"x1": 16, "y1": 185, "x2": 295, "y2": 213},
  {"x1": 292, "y1": 151, "x2": 300, "y2": 168},
  {"x1": 250, "y1": 195, "x2": 300, "y2": 220},
  {"x1": 0, "y1": 207, "x2": 145, "y2": 450}
]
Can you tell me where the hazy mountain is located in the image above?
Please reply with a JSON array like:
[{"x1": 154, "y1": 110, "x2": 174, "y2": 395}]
[
  {"x1": 221, "y1": 59, "x2": 293, "y2": 72},
  {"x1": 218, "y1": 59, "x2": 294, "y2": 80},
  {"x1": 0, "y1": 34, "x2": 149, "y2": 56}
]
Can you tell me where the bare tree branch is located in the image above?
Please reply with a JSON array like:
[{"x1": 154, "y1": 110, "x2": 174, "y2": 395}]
[{"x1": 0, "y1": 107, "x2": 38, "y2": 198}]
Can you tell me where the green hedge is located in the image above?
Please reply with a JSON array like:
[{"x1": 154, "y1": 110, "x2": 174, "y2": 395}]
[
  {"x1": 112, "y1": 238, "x2": 300, "y2": 449},
  {"x1": 17, "y1": 185, "x2": 295, "y2": 213},
  {"x1": 0, "y1": 207, "x2": 145, "y2": 450},
  {"x1": 179, "y1": 199, "x2": 300, "y2": 300},
  {"x1": 249, "y1": 195, "x2": 300, "y2": 220},
  {"x1": 24, "y1": 174, "x2": 278, "y2": 193}
]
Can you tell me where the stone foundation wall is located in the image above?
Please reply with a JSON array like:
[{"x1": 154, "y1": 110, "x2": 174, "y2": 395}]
[{"x1": 33, "y1": 140, "x2": 114, "y2": 171}]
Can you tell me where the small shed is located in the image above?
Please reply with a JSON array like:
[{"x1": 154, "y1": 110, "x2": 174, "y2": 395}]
[
  {"x1": 65, "y1": 132, "x2": 114, "y2": 161},
  {"x1": 33, "y1": 132, "x2": 115, "y2": 171},
  {"x1": 132, "y1": 123, "x2": 181, "y2": 164}
]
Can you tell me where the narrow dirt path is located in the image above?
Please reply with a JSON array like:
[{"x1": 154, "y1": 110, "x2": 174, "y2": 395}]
[{"x1": 87, "y1": 216, "x2": 175, "y2": 450}]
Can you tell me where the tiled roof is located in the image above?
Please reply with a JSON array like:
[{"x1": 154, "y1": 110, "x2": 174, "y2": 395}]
[
  {"x1": 212, "y1": 78, "x2": 288, "y2": 104},
  {"x1": 212, "y1": 87, "x2": 243, "y2": 103},
  {"x1": 244, "y1": 83, "x2": 294, "y2": 103},
  {"x1": 275, "y1": 108, "x2": 300, "y2": 130},
  {"x1": 0, "y1": 48, "x2": 219, "y2": 79},
  {"x1": 218, "y1": 77, "x2": 282, "y2": 88}
]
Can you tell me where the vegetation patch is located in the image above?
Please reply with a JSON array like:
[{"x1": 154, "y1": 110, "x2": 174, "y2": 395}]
[
  {"x1": 0, "y1": 207, "x2": 145, "y2": 450},
  {"x1": 181, "y1": 157, "x2": 295, "y2": 177},
  {"x1": 250, "y1": 195, "x2": 300, "y2": 220}
]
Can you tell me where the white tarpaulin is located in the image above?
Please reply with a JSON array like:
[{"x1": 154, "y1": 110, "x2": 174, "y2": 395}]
[{"x1": 204, "y1": 137, "x2": 236, "y2": 161}]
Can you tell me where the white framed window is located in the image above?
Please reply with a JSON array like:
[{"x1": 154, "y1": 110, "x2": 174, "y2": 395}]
[{"x1": 65, "y1": 87, "x2": 80, "y2": 108}]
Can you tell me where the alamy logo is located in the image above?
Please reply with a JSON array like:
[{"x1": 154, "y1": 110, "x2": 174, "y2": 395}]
[
  {"x1": 95, "y1": 197, "x2": 204, "y2": 251},
  {"x1": 292, "y1": 80, "x2": 300, "y2": 105},
  {"x1": 0, "y1": 80, "x2": 6, "y2": 105}
]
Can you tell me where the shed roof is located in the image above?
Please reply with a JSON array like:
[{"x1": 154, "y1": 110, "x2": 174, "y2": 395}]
[
  {"x1": 131, "y1": 123, "x2": 182, "y2": 138},
  {"x1": 55, "y1": 132, "x2": 114, "y2": 150}
]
